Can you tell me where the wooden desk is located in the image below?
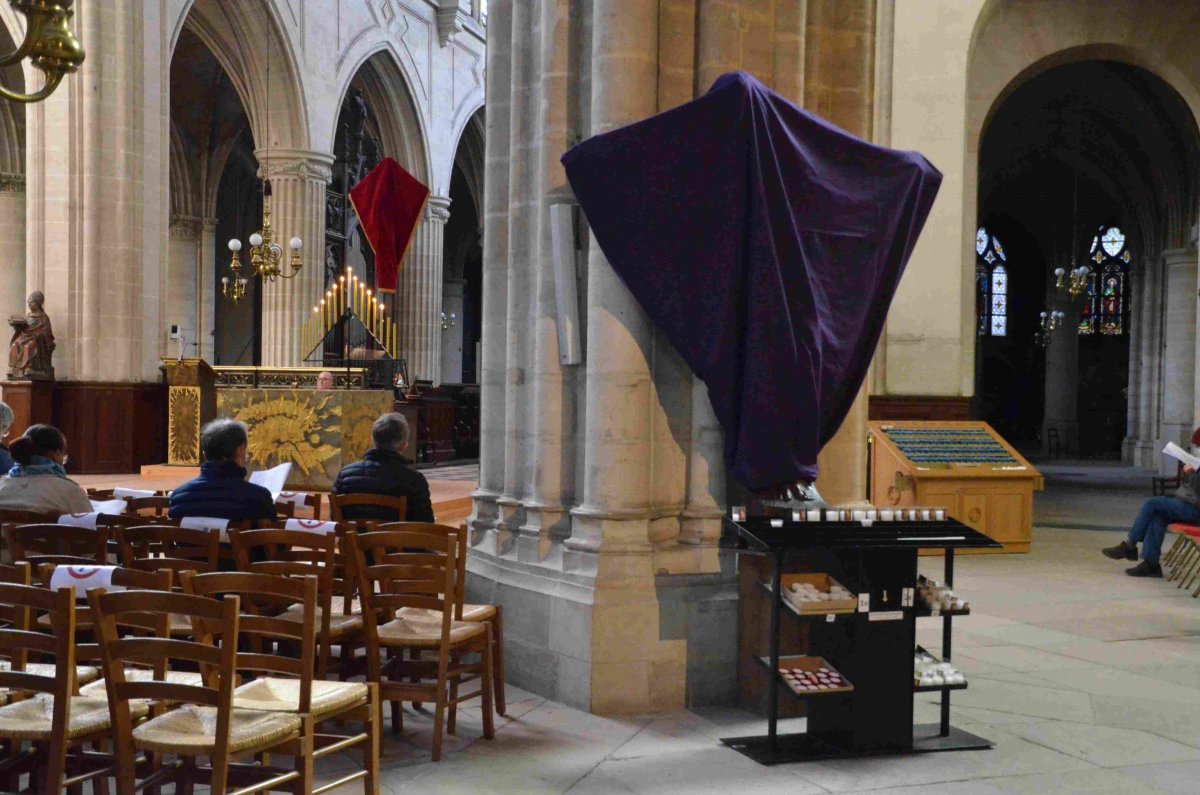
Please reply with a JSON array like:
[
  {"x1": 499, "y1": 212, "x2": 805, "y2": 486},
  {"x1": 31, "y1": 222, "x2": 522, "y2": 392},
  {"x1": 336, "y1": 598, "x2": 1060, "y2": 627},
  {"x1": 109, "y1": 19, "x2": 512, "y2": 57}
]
[{"x1": 868, "y1": 421, "x2": 1042, "y2": 553}]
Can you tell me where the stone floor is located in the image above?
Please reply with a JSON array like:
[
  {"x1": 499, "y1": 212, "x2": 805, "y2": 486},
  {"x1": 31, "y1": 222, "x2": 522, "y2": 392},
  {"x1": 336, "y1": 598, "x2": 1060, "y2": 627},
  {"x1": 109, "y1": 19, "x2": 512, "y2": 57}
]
[{"x1": 312, "y1": 465, "x2": 1200, "y2": 794}]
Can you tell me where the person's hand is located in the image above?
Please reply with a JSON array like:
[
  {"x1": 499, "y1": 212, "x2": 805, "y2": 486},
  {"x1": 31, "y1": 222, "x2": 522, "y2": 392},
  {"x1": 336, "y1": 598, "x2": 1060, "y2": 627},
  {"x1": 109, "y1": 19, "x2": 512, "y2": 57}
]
[{"x1": 1185, "y1": 465, "x2": 1195, "y2": 474}]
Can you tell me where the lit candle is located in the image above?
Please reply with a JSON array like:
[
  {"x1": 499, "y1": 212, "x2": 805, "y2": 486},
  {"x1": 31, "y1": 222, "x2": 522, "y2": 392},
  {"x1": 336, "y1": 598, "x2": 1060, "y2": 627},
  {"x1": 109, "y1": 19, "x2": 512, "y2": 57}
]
[{"x1": 366, "y1": 289, "x2": 373, "y2": 332}]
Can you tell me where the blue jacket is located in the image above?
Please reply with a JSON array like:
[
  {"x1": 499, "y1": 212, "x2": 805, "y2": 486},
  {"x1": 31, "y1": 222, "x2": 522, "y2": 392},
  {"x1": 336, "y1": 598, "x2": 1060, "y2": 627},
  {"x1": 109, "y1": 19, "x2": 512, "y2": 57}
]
[
  {"x1": 168, "y1": 461, "x2": 276, "y2": 522},
  {"x1": 0, "y1": 445, "x2": 12, "y2": 476},
  {"x1": 333, "y1": 448, "x2": 434, "y2": 523}
]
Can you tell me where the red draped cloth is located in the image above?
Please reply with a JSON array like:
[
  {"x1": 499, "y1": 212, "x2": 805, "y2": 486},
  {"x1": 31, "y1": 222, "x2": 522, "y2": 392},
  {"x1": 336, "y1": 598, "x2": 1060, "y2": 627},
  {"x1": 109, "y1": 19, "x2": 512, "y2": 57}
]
[{"x1": 348, "y1": 158, "x2": 430, "y2": 292}]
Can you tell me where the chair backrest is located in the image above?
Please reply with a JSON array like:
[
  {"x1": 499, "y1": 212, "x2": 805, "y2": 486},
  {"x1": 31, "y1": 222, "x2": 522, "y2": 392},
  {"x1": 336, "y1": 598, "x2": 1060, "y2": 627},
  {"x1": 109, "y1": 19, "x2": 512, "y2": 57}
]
[
  {"x1": 36, "y1": 564, "x2": 173, "y2": 660},
  {"x1": 115, "y1": 525, "x2": 221, "y2": 579},
  {"x1": 376, "y1": 522, "x2": 467, "y2": 619},
  {"x1": 125, "y1": 496, "x2": 171, "y2": 516},
  {"x1": 0, "y1": 509, "x2": 61, "y2": 525},
  {"x1": 86, "y1": 488, "x2": 116, "y2": 500},
  {"x1": 0, "y1": 582, "x2": 77, "y2": 702},
  {"x1": 96, "y1": 513, "x2": 175, "y2": 529},
  {"x1": 273, "y1": 500, "x2": 296, "y2": 518},
  {"x1": 6, "y1": 523, "x2": 109, "y2": 566},
  {"x1": 346, "y1": 528, "x2": 457, "y2": 649},
  {"x1": 328, "y1": 492, "x2": 407, "y2": 523},
  {"x1": 88, "y1": 588, "x2": 240, "y2": 745},
  {"x1": 181, "y1": 571, "x2": 316, "y2": 714}
]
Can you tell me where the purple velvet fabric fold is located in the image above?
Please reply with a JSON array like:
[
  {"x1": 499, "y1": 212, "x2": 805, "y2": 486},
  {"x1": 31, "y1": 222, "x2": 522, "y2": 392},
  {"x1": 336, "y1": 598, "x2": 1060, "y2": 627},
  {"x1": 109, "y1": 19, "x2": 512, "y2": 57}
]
[{"x1": 562, "y1": 72, "x2": 942, "y2": 492}]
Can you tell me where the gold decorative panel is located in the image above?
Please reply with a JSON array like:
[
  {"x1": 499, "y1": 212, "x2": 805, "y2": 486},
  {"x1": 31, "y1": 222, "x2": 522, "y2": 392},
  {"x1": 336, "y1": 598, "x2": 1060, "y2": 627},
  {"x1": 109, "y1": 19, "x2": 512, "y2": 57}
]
[
  {"x1": 216, "y1": 388, "x2": 393, "y2": 490},
  {"x1": 167, "y1": 386, "x2": 201, "y2": 465}
]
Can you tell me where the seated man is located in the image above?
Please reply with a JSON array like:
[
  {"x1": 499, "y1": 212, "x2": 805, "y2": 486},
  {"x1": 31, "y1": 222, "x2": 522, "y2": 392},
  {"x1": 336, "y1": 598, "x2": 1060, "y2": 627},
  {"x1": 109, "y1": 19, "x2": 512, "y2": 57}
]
[
  {"x1": 315, "y1": 371, "x2": 334, "y2": 390},
  {"x1": 169, "y1": 418, "x2": 276, "y2": 523},
  {"x1": 333, "y1": 412, "x2": 434, "y2": 522},
  {"x1": 1103, "y1": 465, "x2": 1200, "y2": 577}
]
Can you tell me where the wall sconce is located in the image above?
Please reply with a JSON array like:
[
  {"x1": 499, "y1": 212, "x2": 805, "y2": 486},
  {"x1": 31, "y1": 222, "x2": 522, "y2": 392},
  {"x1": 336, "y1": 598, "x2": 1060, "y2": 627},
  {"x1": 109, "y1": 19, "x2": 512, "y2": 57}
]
[{"x1": 440, "y1": 311, "x2": 456, "y2": 331}]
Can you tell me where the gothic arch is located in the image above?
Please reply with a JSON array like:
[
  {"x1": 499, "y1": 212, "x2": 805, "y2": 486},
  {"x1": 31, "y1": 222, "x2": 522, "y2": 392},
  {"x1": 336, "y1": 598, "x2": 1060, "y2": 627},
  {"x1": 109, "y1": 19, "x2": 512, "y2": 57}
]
[
  {"x1": 170, "y1": 0, "x2": 309, "y2": 153},
  {"x1": 449, "y1": 105, "x2": 484, "y2": 222},
  {"x1": 331, "y1": 44, "x2": 431, "y2": 186}
]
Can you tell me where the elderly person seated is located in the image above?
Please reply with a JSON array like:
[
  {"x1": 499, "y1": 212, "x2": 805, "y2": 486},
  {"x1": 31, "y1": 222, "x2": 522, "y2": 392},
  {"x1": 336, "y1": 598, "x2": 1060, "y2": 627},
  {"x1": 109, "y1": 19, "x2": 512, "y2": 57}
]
[
  {"x1": 0, "y1": 424, "x2": 91, "y2": 514},
  {"x1": 1104, "y1": 464, "x2": 1200, "y2": 577},
  {"x1": 0, "y1": 401, "x2": 13, "y2": 474},
  {"x1": 333, "y1": 412, "x2": 434, "y2": 522},
  {"x1": 315, "y1": 371, "x2": 335, "y2": 390},
  {"x1": 169, "y1": 418, "x2": 275, "y2": 522}
]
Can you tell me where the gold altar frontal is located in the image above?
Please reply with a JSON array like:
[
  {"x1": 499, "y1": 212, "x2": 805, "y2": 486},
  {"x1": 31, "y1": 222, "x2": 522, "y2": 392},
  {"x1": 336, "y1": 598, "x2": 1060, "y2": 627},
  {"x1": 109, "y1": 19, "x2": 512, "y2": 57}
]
[{"x1": 217, "y1": 387, "x2": 393, "y2": 491}]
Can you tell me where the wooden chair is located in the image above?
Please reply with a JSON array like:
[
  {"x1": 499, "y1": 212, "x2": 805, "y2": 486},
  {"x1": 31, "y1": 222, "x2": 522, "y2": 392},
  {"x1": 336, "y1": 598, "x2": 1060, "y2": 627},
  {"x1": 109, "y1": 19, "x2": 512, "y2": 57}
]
[
  {"x1": 183, "y1": 571, "x2": 380, "y2": 795},
  {"x1": 5, "y1": 524, "x2": 109, "y2": 567},
  {"x1": 347, "y1": 528, "x2": 494, "y2": 761},
  {"x1": 377, "y1": 522, "x2": 507, "y2": 716},
  {"x1": 229, "y1": 526, "x2": 363, "y2": 678},
  {"x1": 34, "y1": 564, "x2": 172, "y2": 634},
  {"x1": 329, "y1": 493, "x2": 407, "y2": 523},
  {"x1": 115, "y1": 524, "x2": 221, "y2": 579},
  {"x1": 0, "y1": 581, "x2": 134, "y2": 794},
  {"x1": 88, "y1": 588, "x2": 304, "y2": 795},
  {"x1": 0, "y1": 510, "x2": 60, "y2": 526},
  {"x1": 86, "y1": 488, "x2": 116, "y2": 500},
  {"x1": 124, "y1": 496, "x2": 171, "y2": 517}
]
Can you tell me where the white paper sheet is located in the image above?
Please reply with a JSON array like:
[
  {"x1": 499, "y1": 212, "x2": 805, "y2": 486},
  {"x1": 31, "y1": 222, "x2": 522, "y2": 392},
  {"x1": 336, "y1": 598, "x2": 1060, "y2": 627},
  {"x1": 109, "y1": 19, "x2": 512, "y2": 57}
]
[
  {"x1": 1163, "y1": 442, "x2": 1200, "y2": 470},
  {"x1": 58, "y1": 512, "x2": 99, "y2": 529},
  {"x1": 49, "y1": 565, "x2": 121, "y2": 595},
  {"x1": 284, "y1": 518, "x2": 338, "y2": 535},
  {"x1": 113, "y1": 487, "x2": 156, "y2": 499},
  {"x1": 90, "y1": 499, "x2": 128, "y2": 515},
  {"x1": 249, "y1": 463, "x2": 292, "y2": 501},
  {"x1": 276, "y1": 491, "x2": 309, "y2": 507}
]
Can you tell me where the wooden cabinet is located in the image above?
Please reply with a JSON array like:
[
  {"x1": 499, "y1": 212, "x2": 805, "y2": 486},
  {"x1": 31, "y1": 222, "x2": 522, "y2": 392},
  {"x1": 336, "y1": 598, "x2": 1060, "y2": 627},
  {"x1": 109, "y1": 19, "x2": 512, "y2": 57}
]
[{"x1": 868, "y1": 421, "x2": 1042, "y2": 553}]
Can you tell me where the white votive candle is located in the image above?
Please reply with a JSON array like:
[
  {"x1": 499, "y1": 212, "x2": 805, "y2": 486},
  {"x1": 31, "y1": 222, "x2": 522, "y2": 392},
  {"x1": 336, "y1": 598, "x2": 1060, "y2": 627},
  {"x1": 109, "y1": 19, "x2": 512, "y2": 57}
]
[
  {"x1": 880, "y1": 509, "x2": 894, "y2": 521},
  {"x1": 852, "y1": 509, "x2": 866, "y2": 521},
  {"x1": 808, "y1": 509, "x2": 822, "y2": 522},
  {"x1": 866, "y1": 509, "x2": 878, "y2": 521},
  {"x1": 792, "y1": 510, "x2": 802, "y2": 522},
  {"x1": 920, "y1": 509, "x2": 932, "y2": 521},
  {"x1": 934, "y1": 508, "x2": 946, "y2": 521},
  {"x1": 770, "y1": 518, "x2": 783, "y2": 528},
  {"x1": 825, "y1": 509, "x2": 840, "y2": 522}
]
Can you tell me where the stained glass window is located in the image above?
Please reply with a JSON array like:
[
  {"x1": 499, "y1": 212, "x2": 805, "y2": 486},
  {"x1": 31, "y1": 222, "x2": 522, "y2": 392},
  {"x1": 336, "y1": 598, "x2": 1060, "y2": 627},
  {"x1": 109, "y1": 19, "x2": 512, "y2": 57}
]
[
  {"x1": 1079, "y1": 224, "x2": 1130, "y2": 336},
  {"x1": 975, "y1": 227, "x2": 1008, "y2": 337}
]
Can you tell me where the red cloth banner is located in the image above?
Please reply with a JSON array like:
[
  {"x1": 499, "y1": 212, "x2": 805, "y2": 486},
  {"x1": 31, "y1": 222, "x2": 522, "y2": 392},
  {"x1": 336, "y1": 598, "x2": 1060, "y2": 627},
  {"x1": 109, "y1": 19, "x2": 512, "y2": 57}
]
[{"x1": 348, "y1": 158, "x2": 430, "y2": 292}]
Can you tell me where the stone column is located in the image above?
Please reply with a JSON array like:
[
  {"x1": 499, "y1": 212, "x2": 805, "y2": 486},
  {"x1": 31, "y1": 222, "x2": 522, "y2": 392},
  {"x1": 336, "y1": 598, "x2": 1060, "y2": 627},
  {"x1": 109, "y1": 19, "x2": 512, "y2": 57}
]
[
  {"x1": 519, "y1": 0, "x2": 575, "y2": 561},
  {"x1": 198, "y1": 219, "x2": 218, "y2": 363},
  {"x1": 467, "y1": 0, "x2": 512, "y2": 543},
  {"x1": 440, "y1": 278, "x2": 465, "y2": 382},
  {"x1": 1042, "y1": 295, "x2": 1080, "y2": 456},
  {"x1": 28, "y1": 0, "x2": 165, "y2": 382},
  {"x1": 256, "y1": 151, "x2": 333, "y2": 368},
  {"x1": 166, "y1": 216, "x2": 201, "y2": 360},
  {"x1": 1160, "y1": 247, "x2": 1197, "y2": 473},
  {"x1": 0, "y1": 175, "x2": 25, "y2": 321},
  {"x1": 1134, "y1": 253, "x2": 1162, "y2": 468},
  {"x1": 1123, "y1": 262, "x2": 1142, "y2": 462},
  {"x1": 395, "y1": 196, "x2": 450, "y2": 382}
]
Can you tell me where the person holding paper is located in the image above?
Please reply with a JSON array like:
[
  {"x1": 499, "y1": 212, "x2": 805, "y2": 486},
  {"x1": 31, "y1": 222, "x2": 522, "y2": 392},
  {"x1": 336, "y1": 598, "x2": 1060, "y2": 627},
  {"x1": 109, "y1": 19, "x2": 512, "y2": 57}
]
[
  {"x1": 333, "y1": 412, "x2": 434, "y2": 522},
  {"x1": 1103, "y1": 462, "x2": 1200, "y2": 577},
  {"x1": 169, "y1": 418, "x2": 275, "y2": 523}
]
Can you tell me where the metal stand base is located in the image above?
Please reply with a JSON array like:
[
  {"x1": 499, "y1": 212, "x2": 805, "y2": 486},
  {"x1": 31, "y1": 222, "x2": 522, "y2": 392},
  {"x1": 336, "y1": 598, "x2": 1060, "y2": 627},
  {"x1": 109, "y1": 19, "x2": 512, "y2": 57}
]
[{"x1": 721, "y1": 724, "x2": 993, "y2": 766}]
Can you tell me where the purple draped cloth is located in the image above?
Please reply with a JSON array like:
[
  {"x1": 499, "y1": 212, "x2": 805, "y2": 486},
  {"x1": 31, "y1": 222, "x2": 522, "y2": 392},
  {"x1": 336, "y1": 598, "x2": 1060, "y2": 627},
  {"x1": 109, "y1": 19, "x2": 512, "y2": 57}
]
[{"x1": 561, "y1": 72, "x2": 942, "y2": 492}]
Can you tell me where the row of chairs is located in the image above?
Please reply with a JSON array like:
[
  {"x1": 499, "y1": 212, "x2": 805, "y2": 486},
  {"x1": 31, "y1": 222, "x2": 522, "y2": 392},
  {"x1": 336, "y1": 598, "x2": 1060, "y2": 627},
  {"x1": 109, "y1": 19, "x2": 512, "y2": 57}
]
[{"x1": 0, "y1": 561, "x2": 380, "y2": 795}]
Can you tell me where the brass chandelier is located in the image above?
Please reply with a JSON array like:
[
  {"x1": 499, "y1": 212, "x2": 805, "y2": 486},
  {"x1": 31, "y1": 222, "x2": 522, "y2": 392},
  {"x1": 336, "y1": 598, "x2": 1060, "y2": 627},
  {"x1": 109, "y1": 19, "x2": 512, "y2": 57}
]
[
  {"x1": 222, "y1": 179, "x2": 303, "y2": 303},
  {"x1": 0, "y1": 1, "x2": 84, "y2": 103}
]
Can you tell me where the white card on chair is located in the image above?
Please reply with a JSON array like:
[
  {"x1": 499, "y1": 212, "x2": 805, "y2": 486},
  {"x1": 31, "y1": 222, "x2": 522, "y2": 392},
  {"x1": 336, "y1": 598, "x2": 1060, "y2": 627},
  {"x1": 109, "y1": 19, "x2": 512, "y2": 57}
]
[
  {"x1": 89, "y1": 499, "x2": 128, "y2": 515},
  {"x1": 276, "y1": 491, "x2": 309, "y2": 507},
  {"x1": 58, "y1": 513, "x2": 99, "y2": 529},
  {"x1": 49, "y1": 565, "x2": 121, "y2": 594},
  {"x1": 113, "y1": 487, "x2": 156, "y2": 499},
  {"x1": 180, "y1": 515, "x2": 231, "y2": 542},
  {"x1": 284, "y1": 518, "x2": 338, "y2": 535}
]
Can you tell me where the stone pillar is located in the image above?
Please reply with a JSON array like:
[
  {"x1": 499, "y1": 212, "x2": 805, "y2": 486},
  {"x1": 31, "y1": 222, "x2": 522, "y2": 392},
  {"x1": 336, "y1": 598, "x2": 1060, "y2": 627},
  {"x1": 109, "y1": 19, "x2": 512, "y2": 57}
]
[
  {"x1": 396, "y1": 196, "x2": 450, "y2": 382},
  {"x1": 166, "y1": 216, "x2": 201, "y2": 360},
  {"x1": 440, "y1": 278, "x2": 465, "y2": 383},
  {"x1": 28, "y1": 0, "x2": 166, "y2": 381},
  {"x1": 1160, "y1": 247, "x2": 1197, "y2": 473},
  {"x1": 1123, "y1": 262, "x2": 1142, "y2": 462},
  {"x1": 519, "y1": 0, "x2": 575, "y2": 561},
  {"x1": 1134, "y1": 253, "x2": 1162, "y2": 468},
  {"x1": 467, "y1": 0, "x2": 512, "y2": 543},
  {"x1": 198, "y1": 219, "x2": 218, "y2": 363},
  {"x1": 1042, "y1": 295, "x2": 1080, "y2": 456},
  {"x1": 0, "y1": 176, "x2": 25, "y2": 322},
  {"x1": 257, "y1": 151, "x2": 333, "y2": 368}
]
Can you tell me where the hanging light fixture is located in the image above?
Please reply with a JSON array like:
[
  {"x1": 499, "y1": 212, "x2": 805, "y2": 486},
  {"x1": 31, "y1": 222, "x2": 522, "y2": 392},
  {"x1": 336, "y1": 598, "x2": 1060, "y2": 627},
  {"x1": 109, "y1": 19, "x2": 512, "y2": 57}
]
[
  {"x1": 0, "y1": 1, "x2": 85, "y2": 103},
  {"x1": 1054, "y1": 122, "x2": 1088, "y2": 299},
  {"x1": 222, "y1": 28, "x2": 302, "y2": 303}
]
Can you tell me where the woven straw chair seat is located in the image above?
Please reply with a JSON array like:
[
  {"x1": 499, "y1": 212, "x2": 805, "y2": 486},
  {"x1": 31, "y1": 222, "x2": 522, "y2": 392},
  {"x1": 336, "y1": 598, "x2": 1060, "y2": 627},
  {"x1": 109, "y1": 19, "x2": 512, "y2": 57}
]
[
  {"x1": 132, "y1": 703, "x2": 301, "y2": 755},
  {"x1": 79, "y1": 669, "x2": 204, "y2": 700},
  {"x1": 377, "y1": 614, "x2": 485, "y2": 648},
  {"x1": 279, "y1": 605, "x2": 363, "y2": 635},
  {"x1": 0, "y1": 694, "x2": 147, "y2": 740},
  {"x1": 233, "y1": 678, "x2": 368, "y2": 718},
  {"x1": 327, "y1": 596, "x2": 362, "y2": 616},
  {"x1": 399, "y1": 604, "x2": 497, "y2": 622},
  {"x1": 0, "y1": 661, "x2": 100, "y2": 685}
]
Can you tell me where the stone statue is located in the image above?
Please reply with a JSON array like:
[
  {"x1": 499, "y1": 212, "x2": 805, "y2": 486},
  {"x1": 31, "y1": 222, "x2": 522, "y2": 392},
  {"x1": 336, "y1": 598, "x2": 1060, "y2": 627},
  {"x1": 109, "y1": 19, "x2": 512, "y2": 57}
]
[{"x1": 8, "y1": 291, "x2": 55, "y2": 381}]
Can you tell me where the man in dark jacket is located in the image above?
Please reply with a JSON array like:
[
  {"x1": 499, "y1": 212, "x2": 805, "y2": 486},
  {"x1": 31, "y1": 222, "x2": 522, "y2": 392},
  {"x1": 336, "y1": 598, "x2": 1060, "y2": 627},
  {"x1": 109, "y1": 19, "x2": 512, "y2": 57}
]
[
  {"x1": 333, "y1": 412, "x2": 434, "y2": 522},
  {"x1": 169, "y1": 418, "x2": 276, "y2": 522}
]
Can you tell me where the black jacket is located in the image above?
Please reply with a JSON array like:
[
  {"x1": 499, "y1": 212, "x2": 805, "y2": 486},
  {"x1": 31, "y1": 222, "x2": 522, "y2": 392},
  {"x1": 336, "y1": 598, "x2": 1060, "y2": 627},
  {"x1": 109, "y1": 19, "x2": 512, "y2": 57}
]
[
  {"x1": 333, "y1": 448, "x2": 434, "y2": 523},
  {"x1": 168, "y1": 461, "x2": 276, "y2": 522}
]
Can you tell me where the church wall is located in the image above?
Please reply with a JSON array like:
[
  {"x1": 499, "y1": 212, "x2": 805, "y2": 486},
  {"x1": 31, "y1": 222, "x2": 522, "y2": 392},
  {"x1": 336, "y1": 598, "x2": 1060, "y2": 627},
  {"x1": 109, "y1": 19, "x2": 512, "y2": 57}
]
[{"x1": 0, "y1": 183, "x2": 24, "y2": 322}]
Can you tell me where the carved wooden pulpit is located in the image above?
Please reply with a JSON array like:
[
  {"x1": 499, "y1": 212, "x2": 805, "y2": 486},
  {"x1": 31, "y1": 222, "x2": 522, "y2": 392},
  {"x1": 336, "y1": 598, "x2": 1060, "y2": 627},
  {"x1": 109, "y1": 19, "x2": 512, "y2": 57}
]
[{"x1": 161, "y1": 358, "x2": 217, "y2": 466}]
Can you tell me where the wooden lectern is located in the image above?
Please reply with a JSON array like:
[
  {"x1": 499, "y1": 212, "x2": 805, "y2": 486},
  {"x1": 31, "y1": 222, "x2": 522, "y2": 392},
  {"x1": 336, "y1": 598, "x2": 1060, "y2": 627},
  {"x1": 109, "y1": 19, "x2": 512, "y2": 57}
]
[{"x1": 161, "y1": 358, "x2": 217, "y2": 466}]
